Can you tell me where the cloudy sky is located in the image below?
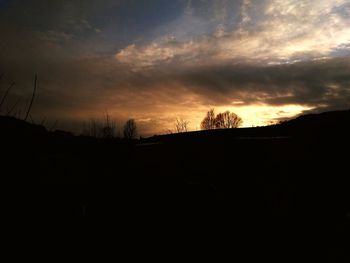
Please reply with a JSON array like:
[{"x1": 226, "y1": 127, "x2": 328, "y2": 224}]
[{"x1": 1, "y1": 0, "x2": 350, "y2": 135}]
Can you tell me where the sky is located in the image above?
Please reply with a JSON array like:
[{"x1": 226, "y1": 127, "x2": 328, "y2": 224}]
[{"x1": 0, "y1": 0, "x2": 350, "y2": 135}]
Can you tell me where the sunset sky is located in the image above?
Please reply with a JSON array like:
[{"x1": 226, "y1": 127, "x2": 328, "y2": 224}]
[{"x1": 1, "y1": 0, "x2": 350, "y2": 135}]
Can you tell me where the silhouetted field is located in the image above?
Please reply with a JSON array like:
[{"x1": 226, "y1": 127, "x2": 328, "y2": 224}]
[{"x1": 1, "y1": 110, "x2": 350, "y2": 261}]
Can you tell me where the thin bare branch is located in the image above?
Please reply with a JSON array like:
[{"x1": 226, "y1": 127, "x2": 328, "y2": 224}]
[
  {"x1": 40, "y1": 116, "x2": 47, "y2": 126},
  {"x1": 6, "y1": 98, "x2": 21, "y2": 116},
  {"x1": 175, "y1": 118, "x2": 189, "y2": 133},
  {"x1": 29, "y1": 114, "x2": 35, "y2": 124},
  {"x1": 0, "y1": 82, "x2": 15, "y2": 111},
  {"x1": 24, "y1": 74, "x2": 37, "y2": 121}
]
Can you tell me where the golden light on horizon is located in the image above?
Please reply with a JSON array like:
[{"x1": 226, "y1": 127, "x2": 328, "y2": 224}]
[
  {"x1": 220, "y1": 104, "x2": 314, "y2": 127},
  {"x1": 185, "y1": 104, "x2": 314, "y2": 132}
]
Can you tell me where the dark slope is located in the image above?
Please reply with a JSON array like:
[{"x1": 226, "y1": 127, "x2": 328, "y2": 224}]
[
  {"x1": 141, "y1": 109, "x2": 350, "y2": 144},
  {"x1": 280, "y1": 109, "x2": 350, "y2": 136},
  {"x1": 1, "y1": 110, "x2": 349, "y2": 261}
]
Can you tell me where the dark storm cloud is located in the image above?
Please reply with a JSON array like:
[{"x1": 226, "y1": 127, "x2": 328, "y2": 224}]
[
  {"x1": 116, "y1": 56, "x2": 350, "y2": 112},
  {"x1": 174, "y1": 57, "x2": 350, "y2": 110}
]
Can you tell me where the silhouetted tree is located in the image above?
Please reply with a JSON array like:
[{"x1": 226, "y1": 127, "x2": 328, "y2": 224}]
[
  {"x1": 200, "y1": 109, "x2": 216, "y2": 130},
  {"x1": 214, "y1": 112, "x2": 226, "y2": 129},
  {"x1": 0, "y1": 82, "x2": 15, "y2": 113},
  {"x1": 215, "y1": 111, "x2": 242, "y2": 129},
  {"x1": 175, "y1": 118, "x2": 189, "y2": 133},
  {"x1": 201, "y1": 109, "x2": 242, "y2": 130},
  {"x1": 123, "y1": 119, "x2": 137, "y2": 139}
]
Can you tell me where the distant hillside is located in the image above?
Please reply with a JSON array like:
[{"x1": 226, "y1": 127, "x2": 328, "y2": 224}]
[
  {"x1": 1, "y1": 110, "x2": 349, "y2": 253},
  {"x1": 0, "y1": 116, "x2": 47, "y2": 140},
  {"x1": 141, "y1": 109, "x2": 350, "y2": 144},
  {"x1": 285, "y1": 109, "x2": 350, "y2": 125},
  {"x1": 280, "y1": 109, "x2": 350, "y2": 135},
  {"x1": 1, "y1": 109, "x2": 349, "y2": 143},
  {"x1": 0, "y1": 116, "x2": 73, "y2": 141}
]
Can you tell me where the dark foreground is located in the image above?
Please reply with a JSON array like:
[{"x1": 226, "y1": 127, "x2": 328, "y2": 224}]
[{"x1": 1, "y1": 110, "x2": 350, "y2": 261}]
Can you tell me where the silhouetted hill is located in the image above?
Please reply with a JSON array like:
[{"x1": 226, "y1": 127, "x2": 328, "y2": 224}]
[
  {"x1": 0, "y1": 116, "x2": 48, "y2": 138},
  {"x1": 1, "y1": 110, "x2": 349, "y2": 261},
  {"x1": 1, "y1": 109, "x2": 349, "y2": 144},
  {"x1": 141, "y1": 109, "x2": 350, "y2": 145},
  {"x1": 0, "y1": 115, "x2": 76, "y2": 142},
  {"x1": 280, "y1": 109, "x2": 350, "y2": 136}
]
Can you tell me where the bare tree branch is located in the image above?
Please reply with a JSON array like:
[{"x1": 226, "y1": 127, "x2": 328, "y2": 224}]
[
  {"x1": 200, "y1": 109, "x2": 216, "y2": 130},
  {"x1": 175, "y1": 118, "x2": 189, "y2": 133},
  {"x1": 40, "y1": 116, "x2": 47, "y2": 127},
  {"x1": 6, "y1": 98, "x2": 21, "y2": 116},
  {"x1": 0, "y1": 82, "x2": 15, "y2": 112},
  {"x1": 24, "y1": 74, "x2": 37, "y2": 121},
  {"x1": 29, "y1": 114, "x2": 35, "y2": 124}
]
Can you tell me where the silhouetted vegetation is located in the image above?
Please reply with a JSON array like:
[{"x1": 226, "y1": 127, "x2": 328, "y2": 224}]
[
  {"x1": 100, "y1": 113, "x2": 117, "y2": 138},
  {"x1": 200, "y1": 109, "x2": 216, "y2": 130},
  {"x1": 175, "y1": 118, "x2": 189, "y2": 133},
  {"x1": 214, "y1": 111, "x2": 242, "y2": 128},
  {"x1": 201, "y1": 109, "x2": 242, "y2": 130},
  {"x1": 0, "y1": 82, "x2": 15, "y2": 113},
  {"x1": 24, "y1": 74, "x2": 37, "y2": 121},
  {"x1": 0, "y1": 74, "x2": 39, "y2": 122},
  {"x1": 123, "y1": 119, "x2": 137, "y2": 139},
  {"x1": 82, "y1": 113, "x2": 117, "y2": 138}
]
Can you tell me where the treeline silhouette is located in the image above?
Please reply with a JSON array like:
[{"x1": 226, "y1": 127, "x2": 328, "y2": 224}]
[
  {"x1": 82, "y1": 113, "x2": 138, "y2": 140},
  {"x1": 171, "y1": 109, "x2": 242, "y2": 134}
]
